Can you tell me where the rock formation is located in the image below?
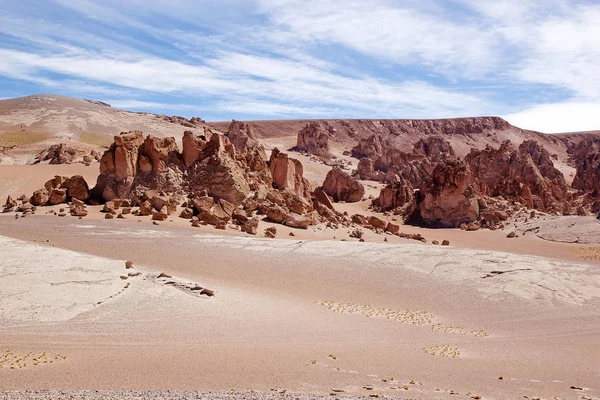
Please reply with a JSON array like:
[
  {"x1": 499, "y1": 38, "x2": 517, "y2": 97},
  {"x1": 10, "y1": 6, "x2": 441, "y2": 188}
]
[
  {"x1": 321, "y1": 167, "x2": 365, "y2": 203},
  {"x1": 35, "y1": 143, "x2": 101, "y2": 165},
  {"x1": 419, "y1": 159, "x2": 480, "y2": 228},
  {"x1": 296, "y1": 122, "x2": 331, "y2": 159},
  {"x1": 572, "y1": 138, "x2": 600, "y2": 195},
  {"x1": 372, "y1": 177, "x2": 416, "y2": 218},
  {"x1": 465, "y1": 140, "x2": 568, "y2": 213},
  {"x1": 354, "y1": 136, "x2": 455, "y2": 187},
  {"x1": 269, "y1": 148, "x2": 312, "y2": 199}
]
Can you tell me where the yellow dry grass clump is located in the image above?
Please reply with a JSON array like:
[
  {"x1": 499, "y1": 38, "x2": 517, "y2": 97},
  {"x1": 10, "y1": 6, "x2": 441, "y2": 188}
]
[
  {"x1": 573, "y1": 246, "x2": 600, "y2": 261},
  {"x1": 0, "y1": 130, "x2": 47, "y2": 147},
  {"x1": 79, "y1": 131, "x2": 112, "y2": 147}
]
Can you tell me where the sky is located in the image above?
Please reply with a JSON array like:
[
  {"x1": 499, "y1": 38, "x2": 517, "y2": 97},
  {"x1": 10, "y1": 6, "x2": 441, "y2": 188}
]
[{"x1": 0, "y1": 0, "x2": 599, "y2": 133}]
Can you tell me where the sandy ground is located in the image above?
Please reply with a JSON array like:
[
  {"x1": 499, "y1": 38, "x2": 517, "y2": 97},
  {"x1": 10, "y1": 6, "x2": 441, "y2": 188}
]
[{"x1": 1, "y1": 214, "x2": 600, "y2": 400}]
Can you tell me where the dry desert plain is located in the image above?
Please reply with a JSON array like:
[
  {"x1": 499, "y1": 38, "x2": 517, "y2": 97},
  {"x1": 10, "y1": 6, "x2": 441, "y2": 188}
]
[
  {"x1": 1, "y1": 96, "x2": 600, "y2": 400},
  {"x1": 0, "y1": 162, "x2": 600, "y2": 400}
]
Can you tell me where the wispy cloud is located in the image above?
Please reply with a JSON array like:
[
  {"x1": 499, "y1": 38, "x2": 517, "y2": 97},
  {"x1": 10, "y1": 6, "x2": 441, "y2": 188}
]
[{"x1": 0, "y1": 0, "x2": 598, "y2": 131}]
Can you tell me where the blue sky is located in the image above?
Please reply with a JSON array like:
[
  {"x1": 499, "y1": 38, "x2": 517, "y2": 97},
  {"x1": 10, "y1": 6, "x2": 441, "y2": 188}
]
[{"x1": 1, "y1": 0, "x2": 599, "y2": 132}]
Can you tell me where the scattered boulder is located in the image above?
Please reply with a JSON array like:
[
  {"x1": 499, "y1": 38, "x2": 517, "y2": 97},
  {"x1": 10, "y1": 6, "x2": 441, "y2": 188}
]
[
  {"x1": 179, "y1": 207, "x2": 194, "y2": 219},
  {"x1": 266, "y1": 205, "x2": 288, "y2": 223},
  {"x1": 48, "y1": 188, "x2": 67, "y2": 205},
  {"x1": 322, "y1": 167, "x2": 365, "y2": 203},
  {"x1": 284, "y1": 212, "x2": 313, "y2": 229},
  {"x1": 242, "y1": 218, "x2": 259, "y2": 235},
  {"x1": 264, "y1": 227, "x2": 277, "y2": 238},
  {"x1": 3, "y1": 195, "x2": 17, "y2": 212}
]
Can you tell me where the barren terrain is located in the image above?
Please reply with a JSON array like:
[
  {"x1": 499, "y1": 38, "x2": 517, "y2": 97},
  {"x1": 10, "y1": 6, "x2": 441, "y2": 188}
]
[{"x1": 1, "y1": 95, "x2": 600, "y2": 400}]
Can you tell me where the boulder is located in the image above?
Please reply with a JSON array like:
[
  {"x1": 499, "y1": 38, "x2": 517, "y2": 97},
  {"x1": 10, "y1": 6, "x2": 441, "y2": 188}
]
[
  {"x1": 152, "y1": 209, "x2": 168, "y2": 221},
  {"x1": 284, "y1": 212, "x2": 313, "y2": 229},
  {"x1": 242, "y1": 218, "x2": 259, "y2": 235},
  {"x1": 322, "y1": 167, "x2": 365, "y2": 203},
  {"x1": 269, "y1": 148, "x2": 312, "y2": 199},
  {"x1": 3, "y1": 195, "x2": 17, "y2": 212},
  {"x1": 313, "y1": 187, "x2": 335, "y2": 211},
  {"x1": 385, "y1": 222, "x2": 400, "y2": 234},
  {"x1": 368, "y1": 216, "x2": 386, "y2": 230},
  {"x1": 419, "y1": 160, "x2": 479, "y2": 228},
  {"x1": 296, "y1": 122, "x2": 331, "y2": 158},
  {"x1": 372, "y1": 177, "x2": 416, "y2": 217},
  {"x1": 48, "y1": 188, "x2": 67, "y2": 205},
  {"x1": 30, "y1": 189, "x2": 49, "y2": 206},
  {"x1": 60, "y1": 175, "x2": 90, "y2": 201},
  {"x1": 264, "y1": 227, "x2": 277, "y2": 238},
  {"x1": 179, "y1": 207, "x2": 194, "y2": 219},
  {"x1": 266, "y1": 205, "x2": 288, "y2": 223},
  {"x1": 191, "y1": 196, "x2": 214, "y2": 214},
  {"x1": 138, "y1": 200, "x2": 153, "y2": 216}
]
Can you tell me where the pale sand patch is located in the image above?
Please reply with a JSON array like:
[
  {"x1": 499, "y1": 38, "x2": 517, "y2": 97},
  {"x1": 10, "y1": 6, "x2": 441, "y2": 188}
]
[
  {"x1": 192, "y1": 234, "x2": 600, "y2": 305},
  {"x1": 0, "y1": 236, "x2": 127, "y2": 323}
]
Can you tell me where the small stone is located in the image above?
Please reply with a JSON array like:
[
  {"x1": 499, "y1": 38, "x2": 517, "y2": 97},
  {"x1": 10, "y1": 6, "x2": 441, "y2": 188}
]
[
  {"x1": 105, "y1": 213, "x2": 114, "y2": 219},
  {"x1": 125, "y1": 260, "x2": 134, "y2": 269}
]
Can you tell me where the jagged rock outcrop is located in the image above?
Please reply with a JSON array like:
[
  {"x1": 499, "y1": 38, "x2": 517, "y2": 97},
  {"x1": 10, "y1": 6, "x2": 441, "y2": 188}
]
[
  {"x1": 419, "y1": 159, "x2": 479, "y2": 228},
  {"x1": 227, "y1": 120, "x2": 258, "y2": 154},
  {"x1": 321, "y1": 167, "x2": 365, "y2": 203},
  {"x1": 93, "y1": 129, "x2": 249, "y2": 205},
  {"x1": 3, "y1": 195, "x2": 17, "y2": 212},
  {"x1": 465, "y1": 140, "x2": 568, "y2": 213},
  {"x1": 353, "y1": 136, "x2": 455, "y2": 187},
  {"x1": 372, "y1": 177, "x2": 416, "y2": 217},
  {"x1": 296, "y1": 122, "x2": 331, "y2": 159},
  {"x1": 572, "y1": 138, "x2": 600, "y2": 195}
]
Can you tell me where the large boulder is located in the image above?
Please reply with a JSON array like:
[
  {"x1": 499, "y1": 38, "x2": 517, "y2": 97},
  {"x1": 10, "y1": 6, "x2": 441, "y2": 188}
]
[
  {"x1": 60, "y1": 175, "x2": 90, "y2": 201},
  {"x1": 269, "y1": 148, "x2": 312, "y2": 199},
  {"x1": 227, "y1": 120, "x2": 259, "y2": 153},
  {"x1": 296, "y1": 122, "x2": 331, "y2": 158},
  {"x1": 321, "y1": 167, "x2": 365, "y2": 203},
  {"x1": 284, "y1": 212, "x2": 314, "y2": 229},
  {"x1": 419, "y1": 160, "x2": 479, "y2": 228}
]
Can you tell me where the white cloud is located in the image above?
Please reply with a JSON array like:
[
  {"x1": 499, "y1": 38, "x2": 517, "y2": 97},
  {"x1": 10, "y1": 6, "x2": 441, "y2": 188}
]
[
  {"x1": 504, "y1": 102, "x2": 600, "y2": 133},
  {"x1": 0, "y1": 48, "x2": 494, "y2": 119},
  {"x1": 0, "y1": 0, "x2": 599, "y2": 131}
]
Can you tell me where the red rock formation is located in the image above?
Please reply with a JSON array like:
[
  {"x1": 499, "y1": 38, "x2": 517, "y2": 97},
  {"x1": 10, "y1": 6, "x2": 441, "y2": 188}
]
[
  {"x1": 572, "y1": 138, "x2": 600, "y2": 195},
  {"x1": 296, "y1": 122, "x2": 331, "y2": 159},
  {"x1": 227, "y1": 120, "x2": 258, "y2": 153},
  {"x1": 419, "y1": 159, "x2": 479, "y2": 228},
  {"x1": 269, "y1": 148, "x2": 312, "y2": 199},
  {"x1": 321, "y1": 167, "x2": 365, "y2": 203},
  {"x1": 465, "y1": 140, "x2": 568, "y2": 213},
  {"x1": 35, "y1": 143, "x2": 100, "y2": 165},
  {"x1": 372, "y1": 177, "x2": 416, "y2": 217},
  {"x1": 354, "y1": 136, "x2": 455, "y2": 187}
]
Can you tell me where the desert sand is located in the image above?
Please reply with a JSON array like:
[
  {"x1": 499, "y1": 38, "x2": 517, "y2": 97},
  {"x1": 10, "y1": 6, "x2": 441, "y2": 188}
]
[{"x1": 1, "y1": 210, "x2": 600, "y2": 400}]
